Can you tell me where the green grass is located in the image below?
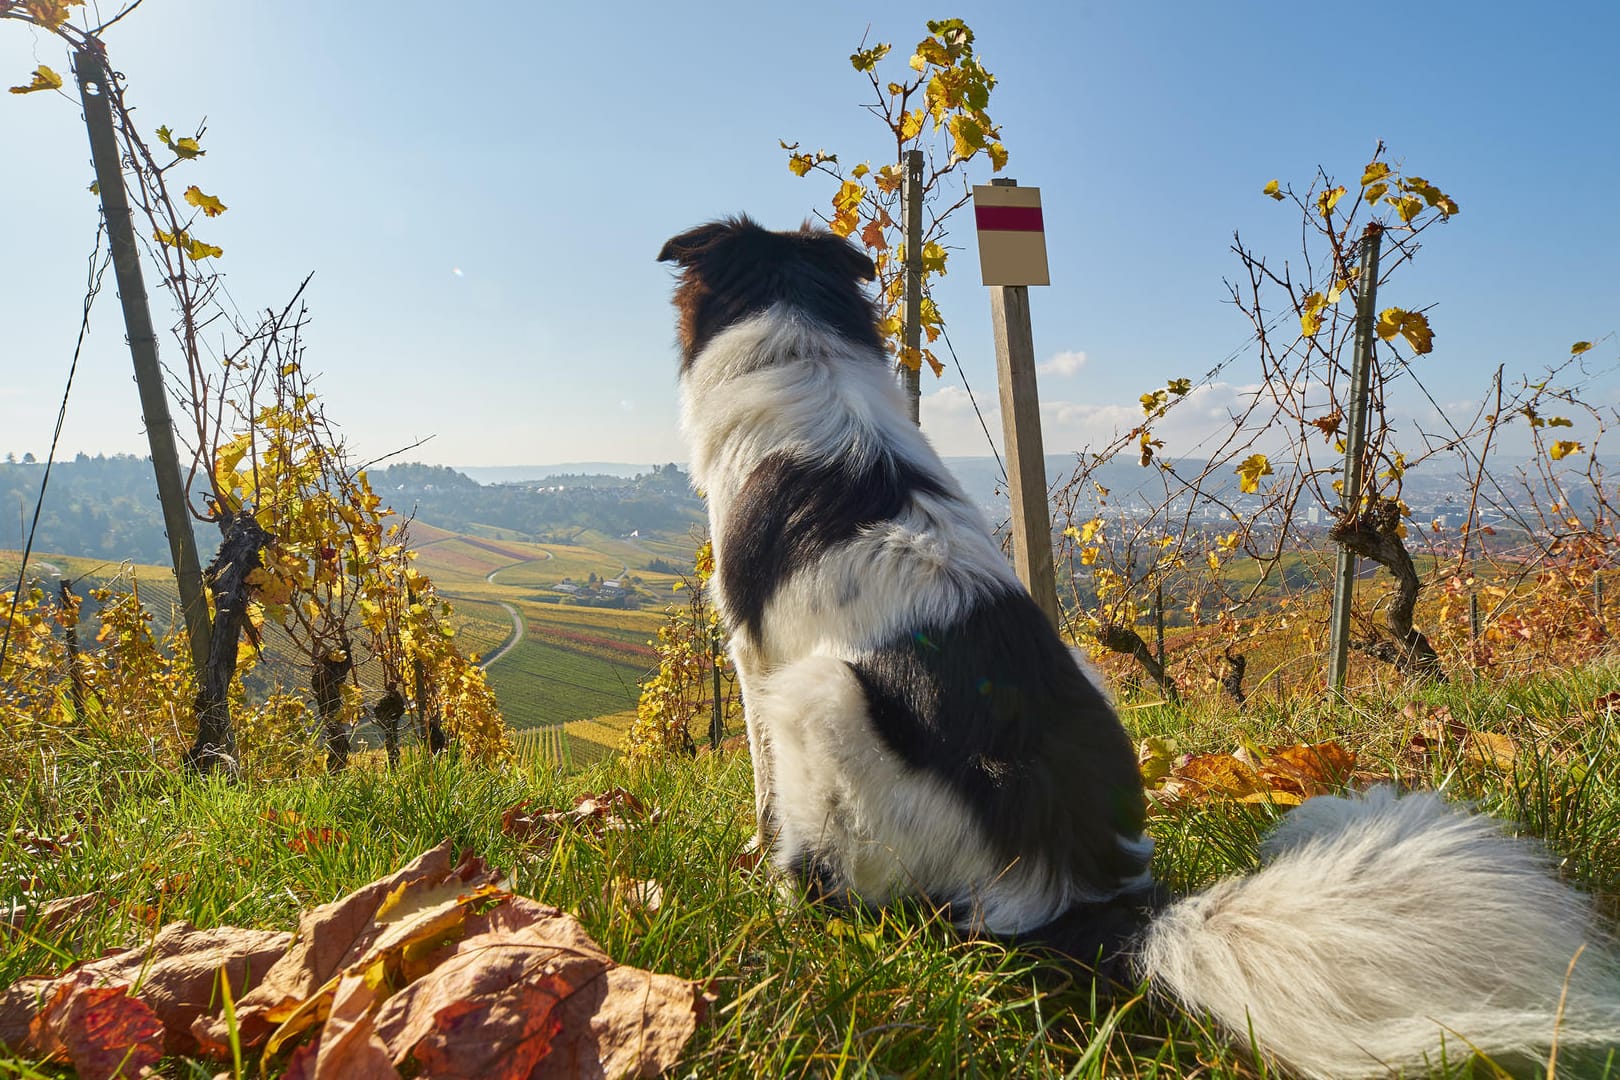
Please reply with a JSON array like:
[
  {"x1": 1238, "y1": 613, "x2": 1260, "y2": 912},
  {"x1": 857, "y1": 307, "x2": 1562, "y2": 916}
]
[{"x1": 3, "y1": 660, "x2": 1618, "y2": 1077}]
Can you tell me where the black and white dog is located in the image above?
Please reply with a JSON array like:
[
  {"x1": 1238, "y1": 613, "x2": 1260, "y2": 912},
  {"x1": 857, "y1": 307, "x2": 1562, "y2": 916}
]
[{"x1": 658, "y1": 216, "x2": 1620, "y2": 1078}]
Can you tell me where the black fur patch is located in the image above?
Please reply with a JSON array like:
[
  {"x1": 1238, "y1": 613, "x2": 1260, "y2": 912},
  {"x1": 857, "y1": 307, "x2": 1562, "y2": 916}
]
[
  {"x1": 719, "y1": 450, "x2": 948, "y2": 642},
  {"x1": 847, "y1": 587, "x2": 1151, "y2": 897},
  {"x1": 657, "y1": 216, "x2": 880, "y2": 368}
]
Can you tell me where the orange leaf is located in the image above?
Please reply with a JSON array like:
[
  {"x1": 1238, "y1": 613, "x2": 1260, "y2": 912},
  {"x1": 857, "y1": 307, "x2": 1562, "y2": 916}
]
[{"x1": 27, "y1": 974, "x2": 164, "y2": 1080}]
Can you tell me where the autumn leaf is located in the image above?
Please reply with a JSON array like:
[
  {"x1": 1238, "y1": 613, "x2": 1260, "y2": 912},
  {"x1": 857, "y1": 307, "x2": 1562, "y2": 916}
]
[
  {"x1": 1375, "y1": 307, "x2": 1434, "y2": 354},
  {"x1": 859, "y1": 216, "x2": 887, "y2": 251},
  {"x1": 183, "y1": 184, "x2": 228, "y2": 217},
  {"x1": 1309, "y1": 407, "x2": 1344, "y2": 440},
  {"x1": 8, "y1": 64, "x2": 63, "y2": 95},
  {"x1": 1571, "y1": 341, "x2": 1594, "y2": 355},
  {"x1": 1299, "y1": 291, "x2": 1329, "y2": 338},
  {"x1": 1360, "y1": 161, "x2": 1391, "y2": 186},
  {"x1": 1262, "y1": 178, "x2": 1284, "y2": 201},
  {"x1": 849, "y1": 43, "x2": 891, "y2": 72},
  {"x1": 829, "y1": 180, "x2": 865, "y2": 238},
  {"x1": 1388, "y1": 193, "x2": 1423, "y2": 223},
  {"x1": 1548, "y1": 440, "x2": 1584, "y2": 461},
  {"x1": 27, "y1": 974, "x2": 164, "y2": 1080},
  {"x1": 1235, "y1": 453, "x2": 1272, "y2": 494},
  {"x1": 1316, "y1": 185, "x2": 1346, "y2": 218}
]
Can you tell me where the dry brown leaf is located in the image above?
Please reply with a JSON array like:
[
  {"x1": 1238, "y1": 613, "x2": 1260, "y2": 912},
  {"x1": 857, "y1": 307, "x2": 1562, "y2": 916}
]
[
  {"x1": 1464, "y1": 731, "x2": 1519, "y2": 770},
  {"x1": 71, "y1": 921, "x2": 290, "y2": 1055},
  {"x1": 0, "y1": 977, "x2": 52, "y2": 1052},
  {"x1": 532, "y1": 965, "x2": 711, "y2": 1080},
  {"x1": 1260, "y1": 741, "x2": 1356, "y2": 796},
  {"x1": 281, "y1": 973, "x2": 398, "y2": 1080},
  {"x1": 1174, "y1": 752, "x2": 1267, "y2": 797},
  {"x1": 504, "y1": 789, "x2": 661, "y2": 846},
  {"x1": 371, "y1": 926, "x2": 609, "y2": 1078},
  {"x1": 606, "y1": 878, "x2": 664, "y2": 917},
  {"x1": 196, "y1": 840, "x2": 497, "y2": 1051},
  {"x1": 2, "y1": 891, "x2": 103, "y2": 941},
  {"x1": 28, "y1": 971, "x2": 164, "y2": 1080}
]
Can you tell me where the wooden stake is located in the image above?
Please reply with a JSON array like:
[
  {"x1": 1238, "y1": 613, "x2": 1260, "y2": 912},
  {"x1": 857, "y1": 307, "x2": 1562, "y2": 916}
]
[
  {"x1": 987, "y1": 181, "x2": 1060, "y2": 629},
  {"x1": 899, "y1": 149, "x2": 924, "y2": 425},
  {"x1": 73, "y1": 50, "x2": 213, "y2": 676}
]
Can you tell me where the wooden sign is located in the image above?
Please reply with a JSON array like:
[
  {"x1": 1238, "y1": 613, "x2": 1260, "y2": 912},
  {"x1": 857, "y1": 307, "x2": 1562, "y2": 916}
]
[{"x1": 973, "y1": 184, "x2": 1049, "y2": 287}]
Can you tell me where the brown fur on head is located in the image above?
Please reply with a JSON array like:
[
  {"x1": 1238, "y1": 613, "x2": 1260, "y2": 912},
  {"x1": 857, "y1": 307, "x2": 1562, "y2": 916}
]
[{"x1": 657, "y1": 216, "x2": 879, "y2": 369}]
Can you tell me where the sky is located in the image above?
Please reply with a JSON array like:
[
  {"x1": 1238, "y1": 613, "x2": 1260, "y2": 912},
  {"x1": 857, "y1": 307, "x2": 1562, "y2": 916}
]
[{"x1": 2, "y1": 0, "x2": 1617, "y2": 473}]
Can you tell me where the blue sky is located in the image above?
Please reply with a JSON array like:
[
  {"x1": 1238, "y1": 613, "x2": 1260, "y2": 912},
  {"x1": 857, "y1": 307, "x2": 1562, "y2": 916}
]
[{"x1": 2, "y1": 0, "x2": 1616, "y2": 471}]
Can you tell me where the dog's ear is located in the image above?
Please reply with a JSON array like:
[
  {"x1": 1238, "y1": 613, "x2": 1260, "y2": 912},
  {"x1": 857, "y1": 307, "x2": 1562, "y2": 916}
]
[
  {"x1": 807, "y1": 230, "x2": 877, "y2": 283},
  {"x1": 657, "y1": 217, "x2": 756, "y2": 266}
]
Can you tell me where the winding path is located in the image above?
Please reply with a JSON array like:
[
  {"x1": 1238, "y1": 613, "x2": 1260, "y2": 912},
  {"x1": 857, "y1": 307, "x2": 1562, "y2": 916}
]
[{"x1": 480, "y1": 564, "x2": 526, "y2": 667}]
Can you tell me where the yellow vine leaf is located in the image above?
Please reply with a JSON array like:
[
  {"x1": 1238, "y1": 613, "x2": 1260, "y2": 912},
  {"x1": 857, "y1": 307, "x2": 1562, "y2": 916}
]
[
  {"x1": 1235, "y1": 453, "x2": 1273, "y2": 494},
  {"x1": 900, "y1": 108, "x2": 926, "y2": 141},
  {"x1": 873, "y1": 164, "x2": 904, "y2": 194},
  {"x1": 156, "y1": 125, "x2": 205, "y2": 159},
  {"x1": 1300, "y1": 291, "x2": 1329, "y2": 338},
  {"x1": 1361, "y1": 161, "x2": 1391, "y2": 186},
  {"x1": 20, "y1": 1, "x2": 84, "y2": 30},
  {"x1": 1571, "y1": 341, "x2": 1594, "y2": 355},
  {"x1": 1363, "y1": 181, "x2": 1389, "y2": 205},
  {"x1": 829, "y1": 180, "x2": 865, "y2": 238},
  {"x1": 8, "y1": 65, "x2": 63, "y2": 95},
  {"x1": 183, "y1": 185, "x2": 228, "y2": 217},
  {"x1": 1316, "y1": 186, "x2": 1346, "y2": 218},
  {"x1": 1549, "y1": 440, "x2": 1584, "y2": 461},
  {"x1": 1376, "y1": 308, "x2": 1434, "y2": 354},
  {"x1": 1263, "y1": 179, "x2": 1284, "y2": 201},
  {"x1": 850, "y1": 43, "x2": 891, "y2": 72},
  {"x1": 987, "y1": 142, "x2": 1008, "y2": 171},
  {"x1": 1388, "y1": 194, "x2": 1423, "y2": 223}
]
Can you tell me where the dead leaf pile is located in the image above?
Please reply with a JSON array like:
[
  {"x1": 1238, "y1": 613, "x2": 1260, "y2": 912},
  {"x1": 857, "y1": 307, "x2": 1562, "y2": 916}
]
[
  {"x1": 0, "y1": 840, "x2": 707, "y2": 1079},
  {"x1": 502, "y1": 788, "x2": 661, "y2": 848},
  {"x1": 1140, "y1": 737, "x2": 1358, "y2": 808}
]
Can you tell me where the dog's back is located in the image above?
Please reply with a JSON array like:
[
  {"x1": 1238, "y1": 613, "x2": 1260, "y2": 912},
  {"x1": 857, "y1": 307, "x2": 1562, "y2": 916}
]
[{"x1": 659, "y1": 217, "x2": 1156, "y2": 948}]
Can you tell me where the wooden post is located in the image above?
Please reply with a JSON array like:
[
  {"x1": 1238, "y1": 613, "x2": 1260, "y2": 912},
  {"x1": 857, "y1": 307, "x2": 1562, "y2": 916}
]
[
  {"x1": 1326, "y1": 226, "x2": 1383, "y2": 694},
  {"x1": 986, "y1": 179, "x2": 1060, "y2": 629},
  {"x1": 899, "y1": 149, "x2": 924, "y2": 425},
  {"x1": 73, "y1": 50, "x2": 213, "y2": 676}
]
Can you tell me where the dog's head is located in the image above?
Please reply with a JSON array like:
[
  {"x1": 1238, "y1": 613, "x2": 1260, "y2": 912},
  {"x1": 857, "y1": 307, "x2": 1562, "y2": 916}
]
[{"x1": 657, "y1": 216, "x2": 880, "y2": 371}]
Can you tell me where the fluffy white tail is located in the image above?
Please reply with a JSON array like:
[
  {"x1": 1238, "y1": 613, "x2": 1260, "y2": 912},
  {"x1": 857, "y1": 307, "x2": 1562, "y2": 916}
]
[{"x1": 1136, "y1": 787, "x2": 1620, "y2": 1078}]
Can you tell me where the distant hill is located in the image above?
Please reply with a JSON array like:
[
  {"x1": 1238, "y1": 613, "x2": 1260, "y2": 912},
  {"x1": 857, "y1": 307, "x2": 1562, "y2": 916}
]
[{"x1": 0, "y1": 457, "x2": 705, "y2": 567}]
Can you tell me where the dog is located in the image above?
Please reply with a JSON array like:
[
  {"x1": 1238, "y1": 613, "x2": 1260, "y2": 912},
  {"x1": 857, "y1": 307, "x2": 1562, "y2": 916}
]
[{"x1": 658, "y1": 216, "x2": 1620, "y2": 1078}]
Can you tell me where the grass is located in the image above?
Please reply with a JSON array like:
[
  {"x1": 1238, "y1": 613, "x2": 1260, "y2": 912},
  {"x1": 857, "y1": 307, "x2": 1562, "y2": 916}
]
[{"x1": 3, "y1": 660, "x2": 1618, "y2": 1077}]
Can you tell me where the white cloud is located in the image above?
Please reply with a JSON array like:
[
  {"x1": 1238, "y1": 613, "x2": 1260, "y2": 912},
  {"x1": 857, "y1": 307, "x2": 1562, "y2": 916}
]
[{"x1": 1037, "y1": 350, "x2": 1087, "y2": 378}]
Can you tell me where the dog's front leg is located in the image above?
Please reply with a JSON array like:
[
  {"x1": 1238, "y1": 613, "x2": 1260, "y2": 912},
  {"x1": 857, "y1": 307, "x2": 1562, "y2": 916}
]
[{"x1": 727, "y1": 642, "x2": 777, "y2": 848}]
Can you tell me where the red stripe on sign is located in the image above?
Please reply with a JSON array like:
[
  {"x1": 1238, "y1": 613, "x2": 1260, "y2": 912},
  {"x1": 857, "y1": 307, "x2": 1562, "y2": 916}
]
[{"x1": 975, "y1": 204, "x2": 1044, "y2": 232}]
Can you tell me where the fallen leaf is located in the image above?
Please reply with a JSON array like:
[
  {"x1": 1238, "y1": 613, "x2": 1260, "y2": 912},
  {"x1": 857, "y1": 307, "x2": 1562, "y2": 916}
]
[
  {"x1": 0, "y1": 977, "x2": 52, "y2": 1052},
  {"x1": 2, "y1": 891, "x2": 103, "y2": 941},
  {"x1": 1259, "y1": 741, "x2": 1356, "y2": 796},
  {"x1": 1464, "y1": 731, "x2": 1518, "y2": 770},
  {"x1": 532, "y1": 966, "x2": 711, "y2": 1080},
  {"x1": 195, "y1": 840, "x2": 495, "y2": 1051},
  {"x1": 282, "y1": 973, "x2": 397, "y2": 1080},
  {"x1": 27, "y1": 972, "x2": 164, "y2": 1080},
  {"x1": 1174, "y1": 752, "x2": 1267, "y2": 798},
  {"x1": 605, "y1": 878, "x2": 664, "y2": 917}
]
